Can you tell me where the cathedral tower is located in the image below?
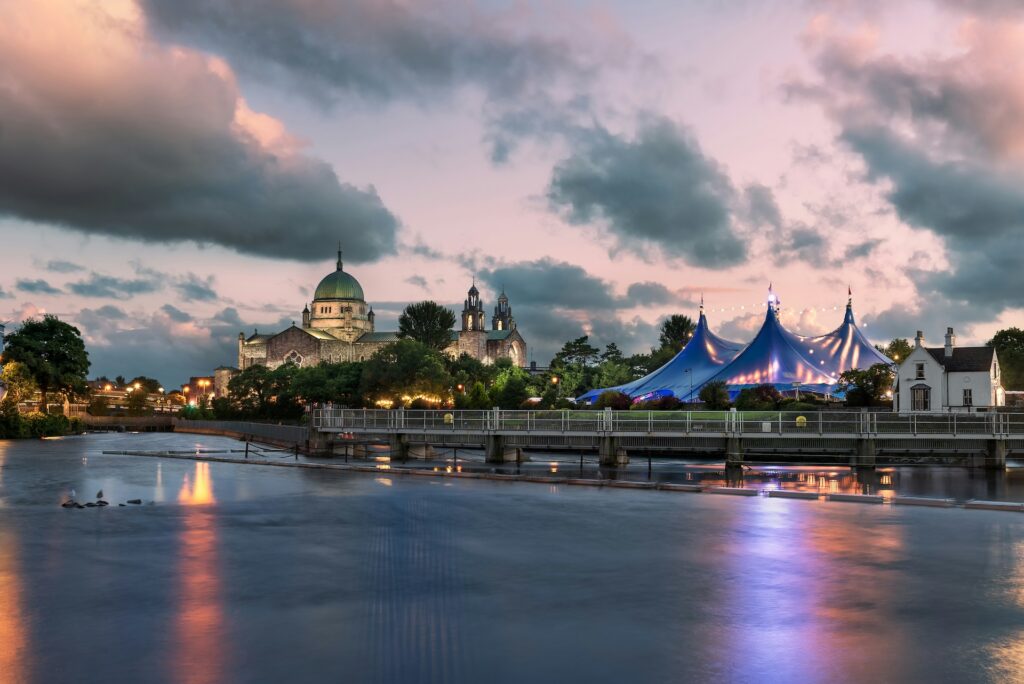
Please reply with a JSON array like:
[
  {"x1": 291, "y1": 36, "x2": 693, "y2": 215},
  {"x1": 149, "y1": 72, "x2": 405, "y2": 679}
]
[
  {"x1": 461, "y1": 281, "x2": 486, "y2": 331},
  {"x1": 492, "y1": 289, "x2": 515, "y2": 331}
]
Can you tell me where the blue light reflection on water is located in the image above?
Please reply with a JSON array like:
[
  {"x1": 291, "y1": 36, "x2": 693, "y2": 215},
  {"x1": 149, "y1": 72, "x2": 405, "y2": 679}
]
[{"x1": 0, "y1": 433, "x2": 1023, "y2": 683}]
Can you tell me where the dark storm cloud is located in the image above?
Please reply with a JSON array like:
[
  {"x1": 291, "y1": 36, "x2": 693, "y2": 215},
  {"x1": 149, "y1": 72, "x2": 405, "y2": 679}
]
[
  {"x1": 743, "y1": 184, "x2": 784, "y2": 230},
  {"x1": 173, "y1": 273, "x2": 218, "y2": 302},
  {"x1": 68, "y1": 273, "x2": 161, "y2": 299},
  {"x1": 0, "y1": 286, "x2": 12, "y2": 300},
  {"x1": 792, "y1": 24, "x2": 1024, "y2": 323},
  {"x1": 843, "y1": 239, "x2": 882, "y2": 260},
  {"x1": 625, "y1": 282, "x2": 675, "y2": 306},
  {"x1": 478, "y1": 259, "x2": 620, "y2": 310},
  {"x1": 405, "y1": 275, "x2": 429, "y2": 289},
  {"x1": 44, "y1": 260, "x2": 85, "y2": 274},
  {"x1": 0, "y1": 2, "x2": 399, "y2": 264},
  {"x1": 15, "y1": 278, "x2": 61, "y2": 295},
  {"x1": 138, "y1": 0, "x2": 594, "y2": 107},
  {"x1": 547, "y1": 117, "x2": 747, "y2": 268},
  {"x1": 160, "y1": 304, "x2": 193, "y2": 323}
]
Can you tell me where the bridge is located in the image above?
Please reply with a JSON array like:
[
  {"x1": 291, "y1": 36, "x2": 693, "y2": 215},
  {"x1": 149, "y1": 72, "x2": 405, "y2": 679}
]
[{"x1": 311, "y1": 409, "x2": 1024, "y2": 469}]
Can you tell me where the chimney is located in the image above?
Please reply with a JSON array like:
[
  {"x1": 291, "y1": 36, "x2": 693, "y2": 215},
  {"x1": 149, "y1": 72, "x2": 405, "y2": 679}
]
[
  {"x1": 944, "y1": 327, "x2": 955, "y2": 357},
  {"x1": 914, "y1": 330, "x2": 924, "y2": 348}
]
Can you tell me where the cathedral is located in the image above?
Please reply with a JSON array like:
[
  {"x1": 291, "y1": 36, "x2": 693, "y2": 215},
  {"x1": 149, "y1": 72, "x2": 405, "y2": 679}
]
[{"x1": 237, "y1": 249, "x2": 527, "y2": 370}]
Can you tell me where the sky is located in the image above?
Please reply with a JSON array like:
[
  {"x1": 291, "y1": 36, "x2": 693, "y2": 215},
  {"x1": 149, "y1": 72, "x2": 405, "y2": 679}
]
[{"x1": 1, "y1": 0, "x2": 1023, "y2": 388}]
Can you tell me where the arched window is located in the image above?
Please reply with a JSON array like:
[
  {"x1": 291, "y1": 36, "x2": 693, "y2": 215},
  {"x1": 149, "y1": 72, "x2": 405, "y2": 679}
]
[{"x1": 285, "y1": 350, "x2": 303, "y2": 367}]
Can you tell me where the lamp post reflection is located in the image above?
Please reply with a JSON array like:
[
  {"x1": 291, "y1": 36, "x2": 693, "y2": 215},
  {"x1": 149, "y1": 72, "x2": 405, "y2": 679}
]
[{"x1": 172, "y1": 462, "x2": 226, "y2": 684}]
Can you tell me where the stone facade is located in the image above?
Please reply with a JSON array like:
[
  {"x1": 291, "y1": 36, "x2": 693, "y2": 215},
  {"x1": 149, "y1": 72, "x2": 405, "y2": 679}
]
[{"x1": 237, "y1": 253, "x2": 527, "y2": 370}]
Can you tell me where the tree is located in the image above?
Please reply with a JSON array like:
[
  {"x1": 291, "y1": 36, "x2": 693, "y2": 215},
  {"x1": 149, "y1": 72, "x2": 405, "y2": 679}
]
[
  {"x1": 491, "y1": 364, "x2": 531, "y2": 409},
  {"x1": 735, "y1": 384, "x2": 783, "y2": 411},
  {"x1": 551, "y1": 336, "x2": 600, "y2": 368},
  {"x1": 989, "y1": 328, "x2": 1024, "y2": 390},
  {"x1": 293, "y1": 362, "x2": 364, "y2": 406},
  {"x1": 595, "y1": 391, "x2": 631, "y2": 410},
  {"x1": 593, "y1": 359, "x2": 632, "y2": 390},
  {"x1": 360, "y1": 340, "x2": 451, "y2": 405},
  {"x1": 446, "y1": 353, "x2": 490, "y2": 392},
  {"x1": 876, "y1": 338, "x2": 912, "y2": 363},
  {"x1": 698, "y1": 380, "x2": 731, "y2": 410},
  {"x1": 125, "y1": 388, "x2": 151, "y2": 416},
  {"x1": 1, "y1": 361, "x2": 38, "y2": 408},
  {"x1": 464, "y1": 381, "x2": 492, "y2": 409},
  {"x1": 600, "y1": 343, "x2": 624, "y2": 363},
  {"x1": 128, "y1": 376, "x2": 162, "y2": 393},
  {"x1": 658, "y1": 315, "x2": 696, "y2": 353},
  {"x1": 3, "y1": 315, "x2": 90, "y2": 410},
  {"x1": 836, "y1": 363, "x2": 895, "y2": 407},
  {"x1": 398, "y1": 301, "x2": 457, "y2": 351}
]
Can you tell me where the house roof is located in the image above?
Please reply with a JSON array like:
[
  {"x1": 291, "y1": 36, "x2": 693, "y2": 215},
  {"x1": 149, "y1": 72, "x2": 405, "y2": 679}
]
[{"x1": 925, "y1": 347, "x2": 994, "y2": 372}]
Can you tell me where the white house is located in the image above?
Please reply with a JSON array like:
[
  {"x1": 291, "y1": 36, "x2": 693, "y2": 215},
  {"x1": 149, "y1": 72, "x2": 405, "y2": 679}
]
[{"x1": 894, "y1": 328, "x2": 1005, "y2": 412}]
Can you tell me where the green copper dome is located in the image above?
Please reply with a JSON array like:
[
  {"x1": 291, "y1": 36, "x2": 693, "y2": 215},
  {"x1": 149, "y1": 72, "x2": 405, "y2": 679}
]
[
  {"x1": 314, "y1": 248, "x2": 364, "y2": 300},
  {"x1": 314, "y1": 269, "x2": 364, "y2": 301}
]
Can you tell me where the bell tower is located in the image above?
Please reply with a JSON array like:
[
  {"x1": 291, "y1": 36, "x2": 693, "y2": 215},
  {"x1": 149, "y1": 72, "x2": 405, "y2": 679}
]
[
  {"x1": 492, "y1": 289, "x2": 515, "y2": 331},
  {"x1": 461, "y1": 281, "x2": 486, "y2": 331}
]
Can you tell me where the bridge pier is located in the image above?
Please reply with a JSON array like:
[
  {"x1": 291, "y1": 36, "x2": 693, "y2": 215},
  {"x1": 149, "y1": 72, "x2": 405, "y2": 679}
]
[
  {"x1": 599, "y1": 436, "x2": 629, "y2": 467},
  {"x1": 388, "y1": 434, "x2": 410, "y2": 461},
  {"x1": 409, "y1": 444, "x2": 436, "y2": 460},
  {"x1": 485, "y1": 435, "x2": 523, "y2": 463},
  {"x1": 725, "y1": 436, "x2": 743, "y2": 466},
  {"x1": 853, "y1": 437, "x2": 876, "y2": 467},
  {"x1": 982, "y1": 439, "x2": 1007, "y2": 469}
]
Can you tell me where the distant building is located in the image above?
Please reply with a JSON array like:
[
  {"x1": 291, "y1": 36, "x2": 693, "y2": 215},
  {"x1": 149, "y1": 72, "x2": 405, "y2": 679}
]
[
  {"x1": 181, "y1": 376, "x2": 215, "y2": 405},
  {"x1": 237, "y1": 248, "x2": 527, "y2": 370},
  {"x1": 213, "y1": 366, "x2": 237, "y2": 399},
  {"x1": 894, "y1": 328, "x2": 1005, "y2": 412}
]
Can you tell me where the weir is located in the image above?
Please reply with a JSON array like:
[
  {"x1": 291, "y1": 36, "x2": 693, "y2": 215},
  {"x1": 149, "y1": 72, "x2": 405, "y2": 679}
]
[{"x1": 307, "y1": 408, "x2": 1024, "y2": 469}]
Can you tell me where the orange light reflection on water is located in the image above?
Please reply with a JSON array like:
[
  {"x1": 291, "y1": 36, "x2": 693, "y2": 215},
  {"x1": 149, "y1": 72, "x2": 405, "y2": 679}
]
[
  {"x1": 0, "y1": 529, "x2": 27, "y2": 683},
  {"x1": 172, "y1": 462, "x2": 226, "y2": 684}
]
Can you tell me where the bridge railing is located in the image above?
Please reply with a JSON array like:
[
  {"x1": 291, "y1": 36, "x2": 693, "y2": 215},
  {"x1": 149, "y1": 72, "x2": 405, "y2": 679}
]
[{"x1": 312, "y1": 409, "x2": 1024, "y2": 437}]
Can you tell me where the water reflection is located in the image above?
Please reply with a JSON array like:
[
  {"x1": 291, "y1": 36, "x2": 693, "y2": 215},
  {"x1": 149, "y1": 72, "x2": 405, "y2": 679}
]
[
  {"x1": 172, "y1": 463, "x2": 226, "y2": 684},
  {"x1": 0, "y1": 529, "x2": 27, "y2": 682}
]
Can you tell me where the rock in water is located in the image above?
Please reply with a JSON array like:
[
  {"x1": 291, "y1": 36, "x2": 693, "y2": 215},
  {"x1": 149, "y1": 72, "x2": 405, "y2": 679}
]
[
  {"x1": 96, "y1": 500, "x2": 109, "y2": 506},
  {"x1": 61, "y1": 500, "x2": 76, "y2": 508},
  {"x1": 84, "y1": 502, "x2": 97, "y2": 507},
  {"x1": 96, "y1": 490, "x2": 103, "y2": 499},
  {"x1": 127, "y1": 499, "x2": 142, "y2": 505}
]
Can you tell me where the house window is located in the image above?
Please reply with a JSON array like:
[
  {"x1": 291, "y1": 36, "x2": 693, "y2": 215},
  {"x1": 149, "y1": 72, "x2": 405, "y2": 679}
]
[
  {"x1": 915, "y1": 363, "x2": 925, "y2": 380},
  {"x1": 911, "y1": 385, "x2": 931, "y2": 411},
  {"x1": 963, "y1": 388, "x2": 973, "y2": 407}
]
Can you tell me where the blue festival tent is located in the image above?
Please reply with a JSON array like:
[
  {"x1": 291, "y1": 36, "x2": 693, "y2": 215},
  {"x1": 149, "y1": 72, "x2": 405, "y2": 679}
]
[
  {"x1": 675, "y1": 297, "x2": 892, "y2": 401},
  {"x1": 577, "y1": 307, "x2": 744, "y2": 404}
]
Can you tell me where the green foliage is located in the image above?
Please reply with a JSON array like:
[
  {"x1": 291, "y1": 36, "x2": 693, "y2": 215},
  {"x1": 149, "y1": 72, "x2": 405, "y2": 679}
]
[
  {"x1": 360, "y1": 340, "x2": 450, "y2": 405},
  {"x1": 989, "y1": 327, "x2": 1024, "y2": 390},
  {"x1": 1, "y1": 361, "x2": 38, "y2": 408},
  {"x1": 88, "y1": 395, "x2": 110, "y2": 416},
  {"x1": 398, "y1": 301, "x2": 457, "y2": 351},
  {"x1": 551, "y1": 336, "x2": 600, "y2": 368},
  {"x1": 600, "y1": 343, "x2": 624, "y2": 363},
  {"x1": 464, "y1": 381, "x2": 491, "y2": 409},
  {"x1": 446, "y1": 353, "x2": 490, "y2": 392},
  {"x1": 698, "y1": 380, "x2": 732, "y2": 410},
  {"x1": 227, "y1": 363, "x2": 303, "y2": 419},
  {"x1": 2, "y1": 315, "x2": 90, "y2": 408},
  {"x1": 593, "y1": 359, "x2": 633, "y2": 390},
  {"x1": 0, "y1": 410, "x2": 76, "y2": 439},
  {"x1": 595, "y1": 391, "x2": 631, "y2": 410},
  {"x1": 658, "y1": 315, "x2": 696, "y2": 353},
  {"x1": 837, "y1": 363, "x2": 894, "y2": 407},
  {"x1": 292, "y1": 362, "x2": 364, "y2": 406},
  {"x1": 491, "y1": 368, "x2": 530, "y2": 409},
  {"x1": 877, "y1": 338, "x2": 912, "y2": 363},
  {"x1": 633, "y1": 396, "x2": 683, "y2": 410},
  {"x1": 125, "y1": 388, "x2": 152, "y2": 416},
  {"x1": 735, "y1": 384, "x2": 783, "y2": 411},
  {"x1": 127, "y1": 376, "x2": 162, "y2": 393}
]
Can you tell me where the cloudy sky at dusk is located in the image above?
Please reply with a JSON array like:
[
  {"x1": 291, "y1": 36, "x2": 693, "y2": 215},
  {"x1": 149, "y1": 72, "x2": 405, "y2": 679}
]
[{"x1": 2, "y1": 0, "x2": 1023, "y2": 386}]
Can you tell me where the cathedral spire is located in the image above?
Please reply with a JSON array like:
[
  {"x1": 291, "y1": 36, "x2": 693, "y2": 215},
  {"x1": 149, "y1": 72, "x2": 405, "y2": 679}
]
[{"x1": 336, "y1": 242, "x2": 343, "y2": 271}]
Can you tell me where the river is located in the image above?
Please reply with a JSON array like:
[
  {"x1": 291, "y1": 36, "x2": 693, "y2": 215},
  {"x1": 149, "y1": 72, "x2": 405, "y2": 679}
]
[{"x1": 0, "y1": 433, "x2": 1022, "y2": 683}]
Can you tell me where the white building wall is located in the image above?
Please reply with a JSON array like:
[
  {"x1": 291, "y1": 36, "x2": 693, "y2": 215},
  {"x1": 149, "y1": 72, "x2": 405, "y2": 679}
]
[{"x1": 896, "y1": 347, "x2": 945, "y2": 412}]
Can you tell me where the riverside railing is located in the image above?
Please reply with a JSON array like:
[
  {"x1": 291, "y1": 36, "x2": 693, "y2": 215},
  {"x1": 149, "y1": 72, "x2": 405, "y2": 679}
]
[{"x1": 313, "y1": 409, "x2": 1024, "y2": 437}]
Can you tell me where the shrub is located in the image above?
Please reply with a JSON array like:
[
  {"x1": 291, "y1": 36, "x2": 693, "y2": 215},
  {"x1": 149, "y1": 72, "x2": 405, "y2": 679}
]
[
  {"x1": 735, "y1": 384, "x2": 783, "y2": 411},
  {"x1": 408, "y1": 397, "x2": 436, "y2": 410},
  {"x1": 595, "y1": 391, "x2": 631, "y2": 410},
  {"x1": 698, "y1": 380, "x2": 731, "y2": 410}
]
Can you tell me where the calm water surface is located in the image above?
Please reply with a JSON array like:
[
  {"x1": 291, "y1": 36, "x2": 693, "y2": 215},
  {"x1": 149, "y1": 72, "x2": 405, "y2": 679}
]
[{"x1": 1, "y1": 433, "x2": 1023, "y2": 683}]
